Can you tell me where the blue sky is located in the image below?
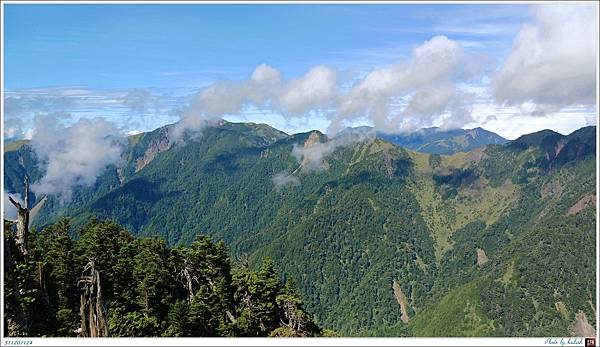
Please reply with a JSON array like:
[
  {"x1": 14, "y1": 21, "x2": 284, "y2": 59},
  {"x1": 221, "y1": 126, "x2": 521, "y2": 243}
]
[
  {"x1": 5, "y1": 4, "x2": 528, "y2": 89},
  {"x1": 3, "y1": 3, "x2": 597, "y2": 139}
]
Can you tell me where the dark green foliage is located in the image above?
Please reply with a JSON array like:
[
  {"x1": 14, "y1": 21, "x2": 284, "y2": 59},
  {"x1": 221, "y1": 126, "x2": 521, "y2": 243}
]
[
  {"x1": 230, "y1": 258, "x2": 280, "y2": 336},
  {"x1": 271, "y1": 278, "x2": 321, "y2": 336},
  {"x1": 428, "y1": 153, "x2": 442, "y2": 169},
  {"x1": 3, "y1": 219, "x2": 324, "y2": 337}
]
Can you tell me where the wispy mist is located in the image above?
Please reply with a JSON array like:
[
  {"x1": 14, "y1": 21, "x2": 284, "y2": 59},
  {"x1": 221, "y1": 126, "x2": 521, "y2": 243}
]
[
  {"x1": 271, "y1": 171, "x2": 300, "y2": 191},
  {"x1": 30, "y1": 114, "x2": 125, "y2": 202}
]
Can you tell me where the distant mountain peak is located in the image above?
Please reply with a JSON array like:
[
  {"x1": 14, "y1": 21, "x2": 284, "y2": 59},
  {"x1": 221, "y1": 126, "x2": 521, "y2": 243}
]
[{"x1": 378, "y1": 126, "x2": 508, "y2": 155}]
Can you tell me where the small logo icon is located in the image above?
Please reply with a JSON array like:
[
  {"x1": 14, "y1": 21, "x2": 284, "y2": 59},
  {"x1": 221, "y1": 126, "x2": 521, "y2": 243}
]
[{"x1": 586, "y1": 337, "x2": 596, "y2": 347}]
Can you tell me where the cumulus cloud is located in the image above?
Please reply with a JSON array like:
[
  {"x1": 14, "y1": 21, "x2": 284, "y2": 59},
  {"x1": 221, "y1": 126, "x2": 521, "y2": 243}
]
[
  {"x1": 30, "y1": 114, "x2": 125, "y2": 202},
  {"x1": 275, "y1": 66, "x2": 337, "y2": 115},
  {"x1": 493, "y1": 4, "x2": 598, "y2": 112},
  {"x1": 401, "y1": 84, "x2": 456, "y2": 119},
  {"x1": 251, "y1": 64, "x2": 282, "y2": 85},
  {"x1": 170, "y1": 64, "x2": 338, "y2": 142},
  {"x1": 332, "y1": 35, "x2": 481, "y2": 133},
  {"x1": 271, "y1": 171, "x2": 300, "y2": 190},
  {"x1": 171, "y1": 35, "x2": 483, "y2": 141}
]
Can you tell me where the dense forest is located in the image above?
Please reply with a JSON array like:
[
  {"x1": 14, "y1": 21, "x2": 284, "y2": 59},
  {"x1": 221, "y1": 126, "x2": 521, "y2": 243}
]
[
  {"x1": 3, "y1": 217, "x2": 332, "y2": 337},
  {"x1": 3, "y1": 121, "x2": 597, "y2": 337}
]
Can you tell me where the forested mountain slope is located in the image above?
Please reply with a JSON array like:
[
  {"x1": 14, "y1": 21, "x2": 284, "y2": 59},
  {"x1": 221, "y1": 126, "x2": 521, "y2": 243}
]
[{"x1": 3, "y1": 122, "x2": 596, "y2": 336}]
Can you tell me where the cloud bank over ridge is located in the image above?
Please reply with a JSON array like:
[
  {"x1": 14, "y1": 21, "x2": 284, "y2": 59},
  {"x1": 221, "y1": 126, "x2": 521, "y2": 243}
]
[
  {"x1": 493, "y1": 4, "x2": 597, "y2": 114},
  {"x1": 171, "y1": 35, "x2": 490, "y2": 140}
]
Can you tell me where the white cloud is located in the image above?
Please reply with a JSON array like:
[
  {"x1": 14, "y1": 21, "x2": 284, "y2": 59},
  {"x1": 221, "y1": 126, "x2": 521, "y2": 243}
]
[
  {"x1": 126, "y1": 129, "x2": 143, "y2": 136},
  {"x1": 251, "y1": 64, "x2": 282, "y2": 85},
  {"x1": 3, "y1": 87, "x2": 186, "y2": 140},
  {"x1": 4, "y1": 117, "x2": 24, "y2": 139},
  {"x1": 400, "y1": 83, "x2": 456, "y2": 124},
  {"x1": 291, "y1": 140, "x2": 338, "y2": 172},
  {"x1": 30, "y1": 114, "x2": 125, "y2": 202},
  {"x1": 170, "y1": 64, "x2": 339, "y2": 141},
  {"x1": 276, "y1": 65, "x2": 337, "y2": 115},
  {"x1": 172, "y1": 35, "x2": 488, "y2": 140},
  {"x1": 493, "y1": 4, "x2": 598, "y2": 112},
  {"x1": 291, "y1": 130, "x2": 375, "y2": 172},
  {"x1": 470, "y1": 92, "x2": 596, "y2": 139},
  {"x1": 120, "y1": 89, "x2": 160, "y2": 115},
  {"x1": 271, "y1": 171, "x2": 300, "y2": 190},
  {"x1": 482, "y1": 111, "x2": 596, "y2": 140},
  {"x1": 331, "y1": 36, "x2": 484, "y2": 134}
]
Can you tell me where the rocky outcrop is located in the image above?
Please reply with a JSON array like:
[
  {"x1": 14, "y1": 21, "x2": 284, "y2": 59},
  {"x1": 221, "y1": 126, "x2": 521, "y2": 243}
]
[
  {"x1": 135, "y1": 137, "x2": 171, "y2": 172},
  {"x1": 555, "y1": 138, "x2": 568, "y2": 156},
  {"x1": 116, "y1": 168, "x2": 125, "y2": 185},
  {"x1": 476, "y1": 248, "x2": 488, "y2": 266},
  {"x1": 567, "y1": 195, "x2": 596, "y2": 216},
  {"x1": 571, "y1": 311, "x2": 596, "y2": 337},
  {"x1": 304, "y1": 132, "x2": 320, "y2": 148},
  {"x1": 392, "y1": 280, "x2": 410, "y2": 323}
]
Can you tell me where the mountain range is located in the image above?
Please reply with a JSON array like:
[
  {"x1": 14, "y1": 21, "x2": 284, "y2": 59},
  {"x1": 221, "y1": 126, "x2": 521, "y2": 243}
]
[
  {"x1": 379, "y1": 126, "x2": 508, "y2": 155},
  {"x1": 3, "y1": 122, "x2": 597, "y2": 336}
]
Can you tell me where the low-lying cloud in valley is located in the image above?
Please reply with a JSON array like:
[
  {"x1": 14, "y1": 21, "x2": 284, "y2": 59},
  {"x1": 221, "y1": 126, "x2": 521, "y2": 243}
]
[
  {"x1": 271, "y1": 171, "x2": 300, "y2": 191},
  {"x1": 30, "y1": 114, "x2": 125, "y2": 202}
]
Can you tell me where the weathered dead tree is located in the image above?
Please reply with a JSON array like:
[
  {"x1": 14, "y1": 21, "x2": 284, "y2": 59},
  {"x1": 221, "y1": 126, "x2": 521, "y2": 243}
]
[
  {"x1": 78, "y1": 259, "x2": 108, "y2": 337},
  {"x1": 177, "y1": 258, "x2": 198, "y2": 304},
  {"x1": 4, "y1": 176, "x2": 46, "y2": 337},
  {"x1": 280, "y1": 300, "x2": 305, "y2": 333},
  {"x1": 8, "y1": 176, "x2": 30, "y2": 257}
]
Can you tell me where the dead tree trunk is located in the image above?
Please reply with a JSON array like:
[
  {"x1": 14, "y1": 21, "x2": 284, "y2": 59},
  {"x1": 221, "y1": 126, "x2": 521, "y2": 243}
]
[
  {"x1": 175, "y1": 256, "x2": 199, "y2": 305},
  {"x1": 8, "y1": 176, "x2": 30, "y2": 257},
  {"x1": 78, "y1": 260, "x2": 108, "y2": 337},
  {"x1": 181, "y1": 262, "x2": 195, "y2": 304}
]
